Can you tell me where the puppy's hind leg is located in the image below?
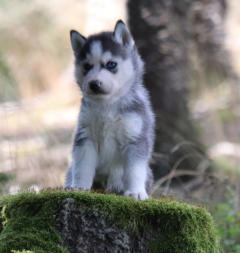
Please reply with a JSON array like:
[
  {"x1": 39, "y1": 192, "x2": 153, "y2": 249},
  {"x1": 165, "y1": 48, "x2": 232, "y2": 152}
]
[{"x1": 106, "y1": 167, "x2": 124, "y2": 193}]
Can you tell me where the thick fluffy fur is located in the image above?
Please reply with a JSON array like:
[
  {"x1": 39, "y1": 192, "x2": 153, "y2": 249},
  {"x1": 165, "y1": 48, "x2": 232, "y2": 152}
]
[{"x1": 65, "y1": 20, "x2": 155, "y2": 200}]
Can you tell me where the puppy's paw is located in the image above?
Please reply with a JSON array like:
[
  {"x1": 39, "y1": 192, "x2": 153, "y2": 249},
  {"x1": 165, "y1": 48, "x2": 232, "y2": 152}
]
[
  {"x1": 64, "y1": 187, "x2": 74, "y2": 192},
  {"x1": 65, "y1": 186, "x2": 90, "y2": 192},
  {"x1": 74, "y1": 186, "x2": 90, "y2": 192},
  {"x1": 124, "y1": 189, "x2": 148, "y2": 200},
  {"x1": 106, "y1": 182, "x2": 124, "y2": 194}
]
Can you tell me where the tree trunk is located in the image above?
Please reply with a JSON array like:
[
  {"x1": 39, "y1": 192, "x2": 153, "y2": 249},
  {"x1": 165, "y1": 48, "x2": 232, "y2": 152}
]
[{"x1": 127, "y1": 0, "x2": 233, "y2": 182}]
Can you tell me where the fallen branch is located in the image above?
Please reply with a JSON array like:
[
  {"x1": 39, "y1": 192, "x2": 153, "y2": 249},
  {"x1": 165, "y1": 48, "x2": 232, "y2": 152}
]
[{"x1": 150, "y1": 153, "x2": 209, "y2": 195}]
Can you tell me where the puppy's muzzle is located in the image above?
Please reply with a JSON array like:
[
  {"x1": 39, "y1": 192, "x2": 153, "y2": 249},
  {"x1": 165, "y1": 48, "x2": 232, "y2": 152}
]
[{"x1": 89, "y1": 80, "x2": 104, "y2": 94}]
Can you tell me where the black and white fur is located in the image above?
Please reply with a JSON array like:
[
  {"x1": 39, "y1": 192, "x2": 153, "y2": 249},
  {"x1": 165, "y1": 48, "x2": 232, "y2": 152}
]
[{"x1": 65, "y1": 20, "x2": 155, "y2": 200}]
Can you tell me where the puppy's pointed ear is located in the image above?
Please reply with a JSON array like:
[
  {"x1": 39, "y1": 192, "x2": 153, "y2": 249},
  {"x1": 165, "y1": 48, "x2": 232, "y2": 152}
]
[
  {"x1": 70, "y1": 30, "x2": 86, "y2": 56},
  {"x1": 114, "y1": 20, "x2": 134, "y2": 48}
]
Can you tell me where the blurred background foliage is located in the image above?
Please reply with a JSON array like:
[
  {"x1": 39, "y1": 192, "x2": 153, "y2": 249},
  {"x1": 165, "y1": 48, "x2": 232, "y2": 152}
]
[
  {"x1": 0, "y1": 0, "x2": 240, "y2": 252},
  {"x1": 213, "y1": 188, "x2": 240, "y2": 252}
]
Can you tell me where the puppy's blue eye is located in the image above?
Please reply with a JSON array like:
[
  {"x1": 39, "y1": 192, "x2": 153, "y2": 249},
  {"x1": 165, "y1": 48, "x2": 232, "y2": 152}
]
[
  {"x1": 83, "y1": 63, "x2": 93, "y2": 71},
  {"x1": 106, "y1": 61, "x2": 117, "y2": 70}
]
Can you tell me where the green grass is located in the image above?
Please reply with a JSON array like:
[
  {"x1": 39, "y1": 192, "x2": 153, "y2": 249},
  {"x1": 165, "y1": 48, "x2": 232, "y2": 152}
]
[
  {"x1": 212, "y1": 189, "x2": 240, "y2": 253},
  {"x1": 0, "y1": 190, "x2": 219, "y2": 253}
]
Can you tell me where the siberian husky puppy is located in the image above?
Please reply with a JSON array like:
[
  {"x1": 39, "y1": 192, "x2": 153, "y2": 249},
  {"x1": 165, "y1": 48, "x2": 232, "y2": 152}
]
[{"x1": 65, "y1": 20, "x2": 155, "y2": 200}]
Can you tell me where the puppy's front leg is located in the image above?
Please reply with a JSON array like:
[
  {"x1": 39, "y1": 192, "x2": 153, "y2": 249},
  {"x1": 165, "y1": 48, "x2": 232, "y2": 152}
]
[
  {"x1": 123, "y1": 157, "x2": 149, "y2": 200},
  {"x1": 71, "y1": 140, "x2": 97, "y2": 190}
]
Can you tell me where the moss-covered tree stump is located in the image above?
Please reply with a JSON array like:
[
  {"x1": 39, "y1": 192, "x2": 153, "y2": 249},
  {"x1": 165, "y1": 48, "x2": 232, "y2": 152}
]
[{"x1": 0, "y1": 191, "x2": 218, "y2": 253}]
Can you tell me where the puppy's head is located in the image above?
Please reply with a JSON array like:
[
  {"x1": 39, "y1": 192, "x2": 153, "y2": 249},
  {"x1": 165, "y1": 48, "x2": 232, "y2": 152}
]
[{"x1": 70, "y1": 20, "x2": 144, "y2": 101}]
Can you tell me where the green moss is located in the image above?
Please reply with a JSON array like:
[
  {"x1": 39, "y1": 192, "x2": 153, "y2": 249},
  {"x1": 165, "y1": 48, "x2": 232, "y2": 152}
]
[
  {"x1": 0, "y1": 190, "x2": 219, "y2": 253},
  {"x1": 0, "y1": 191, "x2": 68, "y2": 253}
]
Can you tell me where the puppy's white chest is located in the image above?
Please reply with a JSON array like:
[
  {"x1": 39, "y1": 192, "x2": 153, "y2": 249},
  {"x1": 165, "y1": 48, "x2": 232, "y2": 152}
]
[
  {"x1": 89, "y1": 112, "x2": 142, "y2": 144},
  {"x1": 91, "y1": 114, "x2": 121, "y2": 164},
  {"x1": 87, "y1": 111, "x2": 143, "y2": 169}
]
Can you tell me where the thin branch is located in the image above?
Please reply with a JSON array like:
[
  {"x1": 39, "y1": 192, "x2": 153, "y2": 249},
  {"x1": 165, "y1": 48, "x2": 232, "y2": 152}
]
[
  {"x1": 150, "y1": 153, "x2": 209, "y2": 195},
  {"x1": 151, "y1": 169, "x2": 204, "y2": 195}
]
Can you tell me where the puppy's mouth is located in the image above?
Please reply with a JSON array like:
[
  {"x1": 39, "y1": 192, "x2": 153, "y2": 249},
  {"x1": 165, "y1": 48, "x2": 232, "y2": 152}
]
[
  {"x1": 89, "y1": 88, "x2": 107, "y2": 95},
  {"x1": 87, "y1": 88, "x2": 109, "y2": 95}
]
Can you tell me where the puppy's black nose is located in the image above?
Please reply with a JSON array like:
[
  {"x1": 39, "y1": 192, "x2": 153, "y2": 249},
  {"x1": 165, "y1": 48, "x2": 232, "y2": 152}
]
[{"x1": 89, "y1": 80, "x2": 102, "y2": 94}]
